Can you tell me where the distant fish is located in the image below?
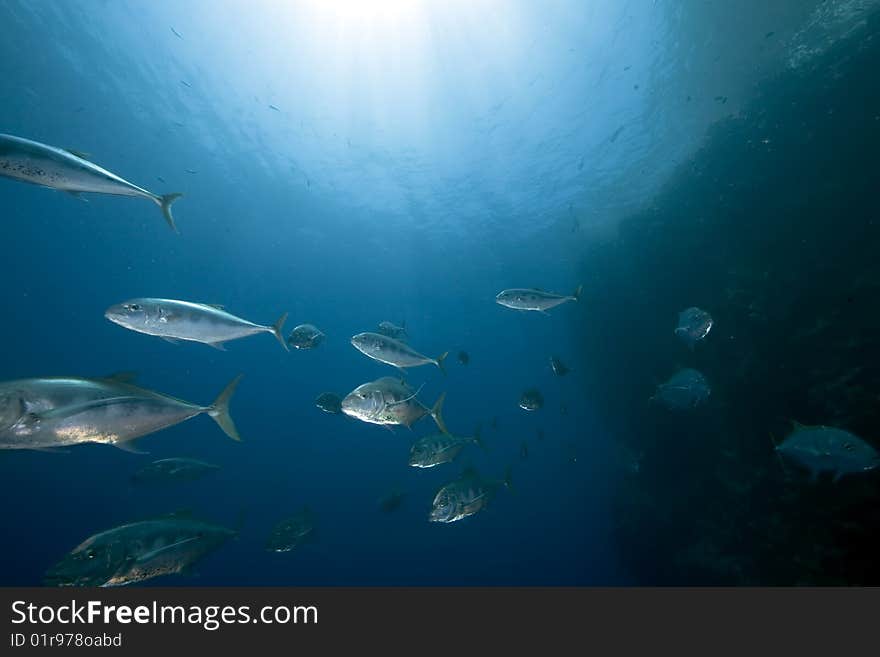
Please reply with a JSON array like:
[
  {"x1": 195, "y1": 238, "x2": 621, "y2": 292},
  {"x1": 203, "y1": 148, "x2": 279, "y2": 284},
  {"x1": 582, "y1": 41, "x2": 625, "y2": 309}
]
[
  {"x1": 45, "y1": 512, "x2": 236, "y2": 586},
  {"x1": 651, "y1": 368, "x2": 710, "y2": 410},
  {"x1": 490, "y1": 416, "x2": 499, "y2": 430},
  {"x1": 315, "y1": 392, "x2": 343, "y2": 415},
  {"x1": 287, "y1": 324, "x2": 325, "y2": 350},
  {"x1": 765, "y1": 31, "x2": 775, "y2": 38},
  {"x1": 520, "y1": 441, "x2": 529, "y2": 459},
  {"x1": 609, "y1": 125, "x2": 625, "y2": 143},
  {"x1": 269, "y1": 104, "x2": 280, "y2": 112},
  {"x1": 550, "y1": 356, "x2": 570, "y2": 376},
  {"x1": 180, "y1": 80, "x2": 192, "y2": 88},
  {"x1": 0, "y1": 133, "x2": 183, "y2": 231},
  {"x1": 675, "y1": 307, "x2": 713, "y2": 348},
  {"x1": 457, "y1": 350, "x2": 470, "y2": 366},
  {"x1": 378, "y1": 490, "x2": 405, "y2": 513},
  {"x1": 0, "y1": 372, "x2": 243, "y2": 450},
  {"x1": 351, "y1": 332, "x2": 447, "y2": 374},
  {"x1": 429, "y1": 467, "x2": 512, "y2": 523},
  {"x1": 266, "y1": 507, "x2": 314, "y2": 553},
  {"x1": 341, "y1": 377, "x2": 447, "y2": 433},
  {"x1": 519, "y1": 388, "x2": 544, "y2": 411},
  {"x1": 185, "y1": 169, "x2": 197, "y2": 174},
  {"x1": 171, "y1": 26, "x2": 183, "y2": 39},
  {"x1": 409, "y1": 428, "x2": 483, "y2": 468},
  {"x1": 774, "y1": 424, "x2": 879, "y2": 483},
  {"x1": 105, "y1": 298, "x2": 288, "y2": 352},
  {"x1": 496, "y1": 286, "x2": 582, "y2": 314},
  {"x1": 131, "y1": 457, "x2": 220, "y2": 484},
  {"x1": 377, "y1": 320, "x2": 407, "y2": 340}
]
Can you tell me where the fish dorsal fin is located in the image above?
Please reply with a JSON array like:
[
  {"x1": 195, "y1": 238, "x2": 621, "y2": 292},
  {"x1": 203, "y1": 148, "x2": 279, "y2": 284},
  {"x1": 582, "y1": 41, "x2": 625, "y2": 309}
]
[
  {"x1": 64, "y1": 148, "x2": 92, "y2": 160},
  {"x1": 104, "y1": 371, "x2": 138, "y2": 384}
]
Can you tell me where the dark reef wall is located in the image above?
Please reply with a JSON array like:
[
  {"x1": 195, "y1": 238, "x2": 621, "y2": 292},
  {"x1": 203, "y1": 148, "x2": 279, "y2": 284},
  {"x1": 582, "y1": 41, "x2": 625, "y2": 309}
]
[{"x1": 578, "y1": 13, "x2": 880, "y2": 584}]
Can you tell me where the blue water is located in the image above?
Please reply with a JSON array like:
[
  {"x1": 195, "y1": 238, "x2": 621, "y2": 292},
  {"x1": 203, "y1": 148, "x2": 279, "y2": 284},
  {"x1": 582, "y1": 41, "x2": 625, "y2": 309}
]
[{"x1": 1, "y1": 0, "x2": 876, "y2": 586}]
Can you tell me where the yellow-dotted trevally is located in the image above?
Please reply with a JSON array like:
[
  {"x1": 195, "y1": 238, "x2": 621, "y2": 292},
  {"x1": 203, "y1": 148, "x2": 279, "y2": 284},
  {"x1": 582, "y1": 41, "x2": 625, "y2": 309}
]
[
  {"x1": 44, "y1": 512, "x2": 237, "y2": 587},
  {"x1": 351, "y1": 332, "x2": 447, "y2": 374},
  {"x1": 341, "y1": 377, "x2": 448, "y2": 433},
  {"x1": 495, "y1": 285, "x2": 582, "y2": 313},
  {"x1": 0, "y1": 372, "x2": 243, "y2": 451},
  {"x1": 0, "y1": 133, "x2": 183, "y2": 231},
  {"x1": 105, "y1": 298, "x2": 288, "y2": 352}
]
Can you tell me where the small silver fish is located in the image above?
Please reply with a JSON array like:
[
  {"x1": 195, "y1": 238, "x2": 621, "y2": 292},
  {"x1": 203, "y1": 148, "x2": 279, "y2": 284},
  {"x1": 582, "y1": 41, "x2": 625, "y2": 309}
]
[
  {"x1": 409, "y1": 429, "x2": 483, "y2": 468},
  {"x1": 377, "y1": 320, "x2": 407, "y2": 340},
  {"x1": 495, "y1": 285, "x2": 582, "y2": 313},
  {"x1": 266, "y1": 507, "x2": 315, "y2": 553},
  {"x1": 105, "y1": 298, "x2": 288, "y2": 352},
  {"x1": 429, "y1": 467, "x2": 512, "y2": 523},
  {"x1": 519, "y1": 388, "x2": 544, "y2": 411},
  {"x1": 675, "y1": 307, "x2": 713, "y2": 347},
  {"x1": 287, "y1": 324, "x2": 325, "y2": 350},
  {"x1": 651, "y1": 368, "x2": 710, "y2": 410},
  {"x1": 131, "y1": 458, "x2": 220, "y2": 484},
  {"x1": 351, "y1": 332, "x2": 447, "y2": 374},
  {"x1": 0, "y1": 133, "x2": 182, "y2": 231}
]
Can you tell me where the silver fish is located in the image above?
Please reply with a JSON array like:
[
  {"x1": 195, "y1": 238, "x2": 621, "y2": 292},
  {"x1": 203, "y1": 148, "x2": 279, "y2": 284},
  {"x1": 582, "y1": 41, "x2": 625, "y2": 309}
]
[
  {"x1": 0, "y1": 372, "x2": 243, "y2": 450},
  {"x1": 266, "y1": 507, "x2": 315, "y2": 553},
  {"x1": 44, "y1": 512, "x2": 236, "y2": 587},
  {"x1": 495, "y1": 285, "x2": 582, "y2": 313},
  {"x1": 775, "y1": 423, "x2": 879, "y2": 483},
  {"x1": 651, "y1": 368, "x2": 710, "y2": 410},
  {"x1": 377, "y1": 320, "x2": 407, "y2": 340},
  {"x1": 341, "y1": 377, "x2": 448, "y2": 433},
  {"x1": 429, "y1": 467, "x2": 512, "y2": 523},
  {"x1": 351, "y1": 332, "x2": 447, "y2": 374},
  {"x1": 131, "y1": 457, "x2": 220, "y2": 484},
  {"x1": 287, "y1": 323, "x2": 325, "y2": 350},
  {"x1": 675, "y1": 307, "x2": 713, "y2": 348},
  {"x1": 519, "y1": 388, "x2": 544, "y2": 411},
  {"x1": 105, "y1": 298, "x2": 288, "y2": 352},
  {"x1": 409, "y1": 429, "x2": 483, "y2": 468},
  {"x1": 0, "y1": 133, "x2": 182, "y2": 231}
]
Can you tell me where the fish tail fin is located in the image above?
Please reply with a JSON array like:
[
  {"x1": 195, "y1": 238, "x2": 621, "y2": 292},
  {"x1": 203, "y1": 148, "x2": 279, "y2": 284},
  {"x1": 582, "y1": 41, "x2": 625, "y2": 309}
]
[
  {"x1": 435, "y1": 351, "x2": 448, "y2": 375},
  {"x1": 572, "y1": 284, "x2": 583, "y2": 301},
  {"x1": 430, "y1": 392, "x2": 448, "y2": 434},
  {"x1": 208, "y1": 375, "x2": 243, "y2": 441},
  {"x1": 156, "y1": 193, "x2": 183, "y2": 233},
  {"x1": 272, "y1": 312, "x2": 289, "y2": 351}
]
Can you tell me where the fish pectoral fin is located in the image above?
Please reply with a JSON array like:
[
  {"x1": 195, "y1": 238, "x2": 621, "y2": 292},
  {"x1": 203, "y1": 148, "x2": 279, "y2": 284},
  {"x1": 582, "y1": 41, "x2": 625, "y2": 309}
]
[
  {"x1": 135, "y1": 537, "x2": 200, "y2": 563},
  {"x1": 114, "y1": 440, "x2": 149, "y2": 455},
  {"x1": 207, "y1": 341, "x2": 228, "y2": 351},
  {"x1": 161, "y1": 337, "x2": 182, "y2": 345},
  {"x1": 63, "y1": 148, "x2": 92, "y2": 160}
]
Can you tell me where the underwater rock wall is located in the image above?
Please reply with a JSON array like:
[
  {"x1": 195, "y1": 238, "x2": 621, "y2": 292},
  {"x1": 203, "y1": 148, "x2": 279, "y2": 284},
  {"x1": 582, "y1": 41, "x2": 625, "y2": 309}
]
[{"x1": 577, "y1": 12, "x2": 880, "y2": 584}]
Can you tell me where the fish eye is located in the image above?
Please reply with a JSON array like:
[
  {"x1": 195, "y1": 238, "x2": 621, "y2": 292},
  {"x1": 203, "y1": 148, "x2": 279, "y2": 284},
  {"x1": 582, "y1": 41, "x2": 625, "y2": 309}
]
[
  {"x1": 85, "y1": 549, "x2": 97, "y2": 559},
  {"x1": 843, "y1": 442, "x2": 855, "y2": 451}
]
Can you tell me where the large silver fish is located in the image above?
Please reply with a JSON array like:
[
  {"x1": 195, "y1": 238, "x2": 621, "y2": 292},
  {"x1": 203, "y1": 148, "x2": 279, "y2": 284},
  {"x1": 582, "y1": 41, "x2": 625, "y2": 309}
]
[
  {"x1": 341, "y1": 376, "x2": 448, "y2": 433},
  {"x1": 44, "y1": 512, "x2": 236, "y2": 587},
  {"x1": 495, "y1": 285, "x2": 582, "y2": 313},
  {"x1": 104, "y1": 298, "x2": 288, "y2": 352},
  {"x1": 0, "y1": 372, "x2": 243, "y2": 451},
  {"x1": 351, "y1": 332, "x2": 447, "y2": 374},
  {"x1": 0, "y1": 134, "x2": 182, "y2": 232}
]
